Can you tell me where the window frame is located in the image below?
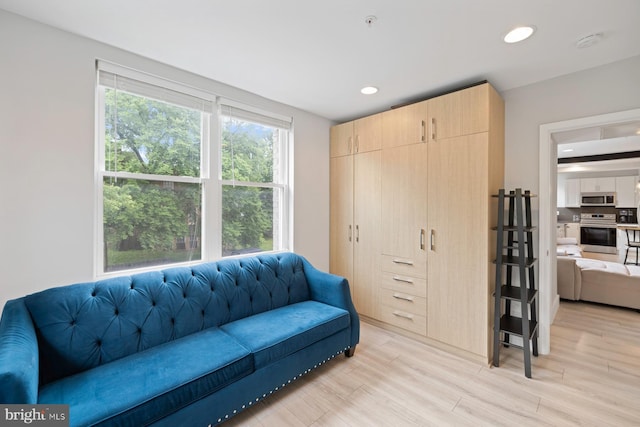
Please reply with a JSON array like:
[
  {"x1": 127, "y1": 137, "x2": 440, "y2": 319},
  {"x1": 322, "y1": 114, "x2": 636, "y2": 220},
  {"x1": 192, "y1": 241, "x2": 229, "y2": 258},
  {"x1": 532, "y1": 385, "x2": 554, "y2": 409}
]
[
  {"x1": 218, "y1": 103, "x2": 292, "y2": 256},
  {"x1": 94, "y1": 61, "x2": 293, "y2": 278}
]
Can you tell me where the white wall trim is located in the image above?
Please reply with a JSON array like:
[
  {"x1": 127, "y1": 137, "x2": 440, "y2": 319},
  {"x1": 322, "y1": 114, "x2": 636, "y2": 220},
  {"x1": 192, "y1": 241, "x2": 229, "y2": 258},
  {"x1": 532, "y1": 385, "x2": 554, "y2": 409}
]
[{"x1": 539, "y1": 107, "x2": 640, "y2": 354}]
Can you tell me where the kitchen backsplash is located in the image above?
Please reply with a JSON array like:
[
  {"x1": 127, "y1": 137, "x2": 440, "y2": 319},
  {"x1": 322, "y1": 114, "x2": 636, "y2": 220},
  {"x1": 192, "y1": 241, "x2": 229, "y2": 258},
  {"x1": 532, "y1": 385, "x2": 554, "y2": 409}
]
[{"x1": 558, "y1": 207, "x2": 637, "y2": 223}]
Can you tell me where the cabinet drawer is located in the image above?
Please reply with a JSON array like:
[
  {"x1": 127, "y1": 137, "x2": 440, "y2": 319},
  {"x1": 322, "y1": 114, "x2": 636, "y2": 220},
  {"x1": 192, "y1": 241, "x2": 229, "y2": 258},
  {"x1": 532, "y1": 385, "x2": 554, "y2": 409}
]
[
  {"x1": 379, "y1": 305, "x2": 427, "y2": 336},
  {"x1": 381, "y1": 255, "x2": 426, "y2": 278},
  {"x1": 380, "y1": 288, "x2": 427, "y2": 316},
  {"x1": 381, "y1": 272, "x2": 427, "y2": 298}
]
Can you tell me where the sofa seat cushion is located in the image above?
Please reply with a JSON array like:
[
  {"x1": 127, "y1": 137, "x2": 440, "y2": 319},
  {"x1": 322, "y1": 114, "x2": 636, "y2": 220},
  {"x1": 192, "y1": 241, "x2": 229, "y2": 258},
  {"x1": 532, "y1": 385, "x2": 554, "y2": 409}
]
[
  {"x1": 221, "y1": 301, "x2": 350, "y2": 370},
  {"x1": 38, "y1": 327, "x2": 252, "y2": 427},
  {"x1": 577, "y1": 259, "x2": 636, "y2": 276},
  {"x1": 626, "y1": 265, "x2": 640, "y2": 277},
  {"x1": 557, "y1": 245, "x2": 582, "y2": 257}
]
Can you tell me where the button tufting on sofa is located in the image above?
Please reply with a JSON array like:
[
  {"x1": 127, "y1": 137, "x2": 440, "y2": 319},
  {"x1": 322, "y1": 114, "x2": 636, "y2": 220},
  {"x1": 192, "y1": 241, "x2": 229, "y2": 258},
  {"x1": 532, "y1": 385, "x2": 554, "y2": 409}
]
[{"x1": 0, "y1": 253, "x2": 360, "y2": 426}]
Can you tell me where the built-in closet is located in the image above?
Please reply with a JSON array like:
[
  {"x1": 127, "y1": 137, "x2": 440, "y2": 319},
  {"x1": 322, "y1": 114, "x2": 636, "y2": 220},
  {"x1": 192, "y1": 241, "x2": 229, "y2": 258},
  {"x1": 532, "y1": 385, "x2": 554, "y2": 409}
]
[{"x1": 330, "y1": 82, "x2": 505, "y2": 362}]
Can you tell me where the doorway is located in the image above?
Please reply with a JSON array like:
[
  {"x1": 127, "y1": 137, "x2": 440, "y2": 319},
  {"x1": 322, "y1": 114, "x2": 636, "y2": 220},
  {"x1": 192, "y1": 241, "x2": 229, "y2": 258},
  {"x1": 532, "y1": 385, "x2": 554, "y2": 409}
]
[{"x1": 538, "y1": 107, "x2": 640, "y2": 355}]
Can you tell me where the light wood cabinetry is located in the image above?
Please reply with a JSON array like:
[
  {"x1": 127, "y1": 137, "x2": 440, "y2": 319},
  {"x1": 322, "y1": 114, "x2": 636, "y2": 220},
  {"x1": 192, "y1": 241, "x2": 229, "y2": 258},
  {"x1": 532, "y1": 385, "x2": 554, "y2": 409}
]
[
  {"x1": 330, "y1": 82, "x2": 503, "y2": 363},
  {"x1": 426, "y1": 83, "x2": 504, "y2": 360},
  {"x1": 329, "y1": 121, "x2": 354, "y2": 158},
  {"x1": 352, "y1": 150, "x2": 381, "y2": 318},
  {"x1": 382, "y1": 101, "x2": 428, "y2": 148},
  {"x1": 427, "y1": 84, "x2": 491, "y2": 142},
  {"x1": 329, "y1": 155, "x2": 353, "y2": 285},
  {"x1": 380, "y1": 142, "x2": 428, "y2": 335},
  {"x1": 330, "y1": 121, "x2": 381, "y2": 320}
]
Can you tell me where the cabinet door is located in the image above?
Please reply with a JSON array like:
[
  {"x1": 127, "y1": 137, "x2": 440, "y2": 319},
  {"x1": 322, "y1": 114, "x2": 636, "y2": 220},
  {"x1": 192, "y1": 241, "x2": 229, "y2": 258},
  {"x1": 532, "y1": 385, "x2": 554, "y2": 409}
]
[
  {"x1": 428, "y1": 91, "x2": 462, "y2": 142},
  {"x1": 428, "y1": 83, "x2": 491, "y2": 142},
  {"x1": 581, "y1": 177, "x2": 615, "y2": 192},
  {"x1": 460, "y1": 84, "x2": 490, "y2": 135},
  {"x1": 353, "y1": 150, "x2": 381, "y2": 318},
  {"x1": 354, "y1": 113, "x2": 382, "y2": 153},
  {"x1": 580, "y1": 178, "x2": 596, "y2": 193},
  {"x1": 381, "y1": 101, "x2": 428, "y2": 148},
  {"x1": 329, "y1": 155, "x2": 354, "y2": 286},
  {"x1": 330, "y1": 122, "x2": 353, "y2": 158},
  {"x1": 615, "y1": 176, "x2": 637, "y2": 208},
  {"x1": 566, "y1": 223, "x2": 580, "y2": 243},
  {"x1": 427, "y1": 133, "x2": 489, "y2": 357},
  {"x1": 599, "y1": 177, "x2": 616, "y2": 192},
  {"x1": 565, "y1": 179, "x2": 581, "y2": 208},
  {"x1": 381, "y1": 143, "x2": 428, "y2": 274}
]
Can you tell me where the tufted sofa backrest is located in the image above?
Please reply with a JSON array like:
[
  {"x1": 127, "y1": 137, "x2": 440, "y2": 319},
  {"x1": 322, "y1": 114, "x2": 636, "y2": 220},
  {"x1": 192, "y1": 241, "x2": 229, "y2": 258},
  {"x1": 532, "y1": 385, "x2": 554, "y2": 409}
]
[{"x1": 24, "y1": 253, "x2": 310, "y2": 385}]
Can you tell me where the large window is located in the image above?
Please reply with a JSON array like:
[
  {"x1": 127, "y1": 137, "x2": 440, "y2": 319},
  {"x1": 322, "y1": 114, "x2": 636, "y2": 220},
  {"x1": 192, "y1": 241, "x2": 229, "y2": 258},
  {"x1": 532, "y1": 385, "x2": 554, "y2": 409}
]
[
  {"x1": 96, "y1": 63, "x2": 292, "y2": 274},
  {"x1": 220, "y1": 104, "x2": 291, "y2": 256}
]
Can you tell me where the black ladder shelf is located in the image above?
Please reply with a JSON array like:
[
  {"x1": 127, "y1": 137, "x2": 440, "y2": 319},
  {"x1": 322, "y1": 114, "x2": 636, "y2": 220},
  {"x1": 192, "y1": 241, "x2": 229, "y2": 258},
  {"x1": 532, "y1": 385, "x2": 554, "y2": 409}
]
[{"x1": 492, "y1": 188, "x2": 539, "y2": 378}]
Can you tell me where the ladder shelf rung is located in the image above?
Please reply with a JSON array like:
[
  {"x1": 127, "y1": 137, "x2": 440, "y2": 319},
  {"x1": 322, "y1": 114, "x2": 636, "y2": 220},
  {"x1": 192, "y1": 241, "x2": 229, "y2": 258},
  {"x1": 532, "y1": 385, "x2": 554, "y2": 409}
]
[
  {"x1": 499, "y1": 315, "x2": 538, "y2": 338},
  {"x1": 491, "y1": 226, "x2": 537, "y2": 232},
  {"x1": 493, "y1": 256, "x2": 537, "y2": 267},
  {"x1": 494, "y1": 285, "x2": 538, "y2": 303}
]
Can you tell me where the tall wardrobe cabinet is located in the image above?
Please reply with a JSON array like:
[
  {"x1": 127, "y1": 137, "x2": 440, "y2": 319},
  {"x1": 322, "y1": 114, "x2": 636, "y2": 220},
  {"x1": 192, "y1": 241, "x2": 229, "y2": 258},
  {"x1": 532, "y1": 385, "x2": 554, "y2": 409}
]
[
  {"x1": 329, "y1": 114, "x2": 382, "y2": 319},
  {"x1": 330, "y1": 82, "x2": 504, "y2": 363}
]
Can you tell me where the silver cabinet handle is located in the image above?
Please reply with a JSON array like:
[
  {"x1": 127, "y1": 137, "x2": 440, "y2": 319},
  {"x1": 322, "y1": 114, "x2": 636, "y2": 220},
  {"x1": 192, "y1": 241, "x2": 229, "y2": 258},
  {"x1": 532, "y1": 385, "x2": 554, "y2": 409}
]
[
  {"x1": 393, "y1": 293, "x2": 414, "y2": 302},
  {"x1": 420, "y1": 120, "x2": 426, "y2": 142},
  {"x1": 392, "y1": 259, "x2": 414, "y2": 266},
  {"x1": 392, "y1": 275, "x2": 414, "y2": 284},
  {"x1": 420, "y1": 229, "x2": 425, "y2": 250},
  {"x1": 356, "y1": 225, "x2": 359, "y2": 243},
  {"x1": 430, "y1": 229, "x2": 435, "y2": 251},
  {"x1": 355, "y1": 135, "x2": 360, "y2": 153},
  {"x1": 348, "y1": 225, "x2": 352, "y2": 242},
  {"x1": 392, "y1": 311, "x2": 414, "y2": 320},
  {"x1": 348, "y1": 136, "x2": 353, "y2": 154}
]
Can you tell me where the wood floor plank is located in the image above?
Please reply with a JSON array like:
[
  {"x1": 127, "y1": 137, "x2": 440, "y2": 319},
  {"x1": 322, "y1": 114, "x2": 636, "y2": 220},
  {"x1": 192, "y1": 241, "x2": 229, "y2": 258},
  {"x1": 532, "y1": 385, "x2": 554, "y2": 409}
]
[{"x1": 221, "y1": 302, "x2": 640, "y2": 426}]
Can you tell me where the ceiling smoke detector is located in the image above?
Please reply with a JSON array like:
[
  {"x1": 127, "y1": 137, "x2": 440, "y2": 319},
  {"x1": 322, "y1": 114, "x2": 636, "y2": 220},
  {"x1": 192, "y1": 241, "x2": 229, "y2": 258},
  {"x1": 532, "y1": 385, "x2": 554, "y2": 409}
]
[{"x1": 576, "y1": 33, "x2": 603, "y2": 49}]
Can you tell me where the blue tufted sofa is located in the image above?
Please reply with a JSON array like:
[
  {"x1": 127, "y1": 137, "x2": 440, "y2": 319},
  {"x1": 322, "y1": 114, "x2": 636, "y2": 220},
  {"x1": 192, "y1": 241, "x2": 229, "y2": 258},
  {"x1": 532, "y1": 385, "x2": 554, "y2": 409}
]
[{"x1": 0, "y1": 252, "x2": 359, "y2": 426}]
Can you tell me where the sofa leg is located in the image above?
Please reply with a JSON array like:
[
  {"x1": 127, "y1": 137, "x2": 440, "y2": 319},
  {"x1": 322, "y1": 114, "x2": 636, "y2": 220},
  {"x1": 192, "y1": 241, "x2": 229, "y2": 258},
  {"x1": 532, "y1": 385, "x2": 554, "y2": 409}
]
[{"x1": 344, "y1": 346, "x2": 356, "y2": 357}]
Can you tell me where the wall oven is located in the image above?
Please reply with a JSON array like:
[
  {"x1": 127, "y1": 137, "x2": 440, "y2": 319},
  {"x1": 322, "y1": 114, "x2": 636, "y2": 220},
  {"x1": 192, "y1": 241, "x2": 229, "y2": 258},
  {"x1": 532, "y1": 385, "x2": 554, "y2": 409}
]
[{"x1": 580, "y1": 213, "x2": 617, "y2": 254}]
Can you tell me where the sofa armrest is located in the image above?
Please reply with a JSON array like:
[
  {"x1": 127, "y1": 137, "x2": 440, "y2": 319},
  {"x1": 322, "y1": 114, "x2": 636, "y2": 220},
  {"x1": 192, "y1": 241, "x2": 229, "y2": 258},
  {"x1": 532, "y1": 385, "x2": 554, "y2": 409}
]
[
  {"x1": 0, "y1": 299, "x2": 39, "y2": 403},
  {"x1": 301, "y1": 258, "x2": 360, "y2": 348},
  {"x1": 557, "y1": 256, "x2": 581, "y2": 300}
]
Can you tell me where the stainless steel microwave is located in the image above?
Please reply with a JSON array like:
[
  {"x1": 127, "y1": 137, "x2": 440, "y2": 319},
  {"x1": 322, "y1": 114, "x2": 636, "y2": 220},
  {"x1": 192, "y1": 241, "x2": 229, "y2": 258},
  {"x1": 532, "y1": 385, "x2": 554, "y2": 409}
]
[{"x1": 580, "y1": 192, "x2": 616, "y2": 206}]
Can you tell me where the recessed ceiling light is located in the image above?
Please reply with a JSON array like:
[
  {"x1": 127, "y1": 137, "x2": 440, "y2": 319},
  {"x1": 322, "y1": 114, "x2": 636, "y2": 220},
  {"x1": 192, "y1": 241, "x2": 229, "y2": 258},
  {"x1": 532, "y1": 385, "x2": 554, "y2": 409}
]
[
  {"x1": 503, "y1": 26, "x2": 536, "y2": 43},
  {"x1": 361, "y1": 86, "x2": 378, "y2": 95},
  {"x1": 562, "y1": 148, "x2": 574, "y2": 153}
]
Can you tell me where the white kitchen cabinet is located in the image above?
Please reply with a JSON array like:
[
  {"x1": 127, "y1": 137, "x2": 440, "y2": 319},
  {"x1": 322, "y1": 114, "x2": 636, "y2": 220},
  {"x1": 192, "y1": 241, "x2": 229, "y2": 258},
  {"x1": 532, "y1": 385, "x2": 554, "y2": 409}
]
[
  {"x1": 566, "y1": 223, "x2": 580, "y2": 243},
  {"x1": 565, "y1": 178, "x2": 581, "y2": 208},
  {"x1": 580, "y1": 177, "x2": 615, "y2": 192},
  {"x1": 615, "y1": 176, "x2": 638, "y2": 208}
]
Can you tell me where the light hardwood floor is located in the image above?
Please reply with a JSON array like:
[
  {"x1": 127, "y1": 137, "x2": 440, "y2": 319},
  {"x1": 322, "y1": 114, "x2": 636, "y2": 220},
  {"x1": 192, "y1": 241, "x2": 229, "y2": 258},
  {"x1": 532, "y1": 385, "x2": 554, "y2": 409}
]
[{"x1": 223, "y1": 302, "x2": 640, "y2": 426}]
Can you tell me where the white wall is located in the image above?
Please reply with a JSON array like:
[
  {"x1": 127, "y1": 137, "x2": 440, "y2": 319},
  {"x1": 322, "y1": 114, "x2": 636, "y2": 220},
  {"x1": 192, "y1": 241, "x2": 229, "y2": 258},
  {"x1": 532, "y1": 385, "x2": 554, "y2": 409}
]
[
  {"x1": 501, "y1": 54, "x2": 640, "y2": 351},
  {"x1": 503, "y1": 54, "x2": 640, "y2": 196},
  {"x1": 0, "y1": 10, "x2": 331, "y2": 309}
]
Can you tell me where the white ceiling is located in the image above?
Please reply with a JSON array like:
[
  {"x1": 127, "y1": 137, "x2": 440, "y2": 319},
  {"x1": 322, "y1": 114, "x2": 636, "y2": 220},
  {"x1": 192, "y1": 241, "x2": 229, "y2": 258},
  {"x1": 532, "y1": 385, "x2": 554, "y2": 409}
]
[
  {"x1": 1, "y1": 0, "x2": 639, "y2": 122},
  {"x1": 556, "y1": 121, "x2": 640, "y2": 175}
]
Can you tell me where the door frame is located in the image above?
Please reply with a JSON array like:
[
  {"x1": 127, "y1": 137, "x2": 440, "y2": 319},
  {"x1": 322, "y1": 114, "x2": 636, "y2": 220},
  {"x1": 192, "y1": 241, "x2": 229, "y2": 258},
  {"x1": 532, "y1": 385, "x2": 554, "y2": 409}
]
[{"x1": 538, "y1": 107, "x2": 640, "y2": 354}]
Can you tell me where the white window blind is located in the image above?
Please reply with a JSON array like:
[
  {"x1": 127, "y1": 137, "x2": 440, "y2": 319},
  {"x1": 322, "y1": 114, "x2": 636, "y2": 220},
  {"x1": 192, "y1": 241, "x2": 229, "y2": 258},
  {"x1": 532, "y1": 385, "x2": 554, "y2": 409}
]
[
  {"x1": 220, "y1": 101, "x2": 292, "y2": 130},
  {"x1": 97, "y1": 62, "x2": 214, "y2": 113}
]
